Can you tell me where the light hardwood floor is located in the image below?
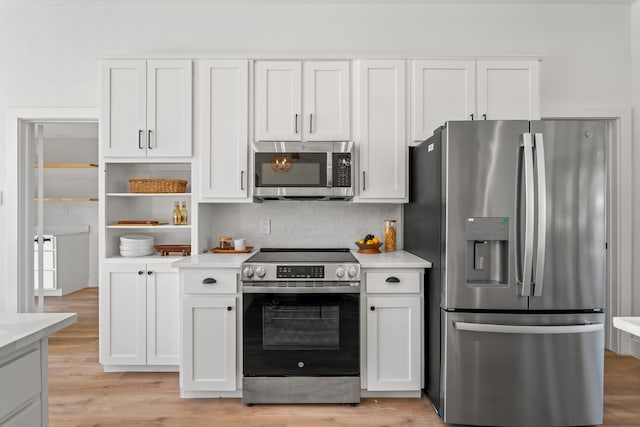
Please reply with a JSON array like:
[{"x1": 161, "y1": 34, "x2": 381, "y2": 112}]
[{"x1": 45, "y1": 288, "x2": 640, "y2": 427}]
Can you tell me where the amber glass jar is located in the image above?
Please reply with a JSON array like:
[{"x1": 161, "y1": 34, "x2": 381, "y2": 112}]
[{"x1": 384, "y1": 219, "x2": 397, "y2": 252}]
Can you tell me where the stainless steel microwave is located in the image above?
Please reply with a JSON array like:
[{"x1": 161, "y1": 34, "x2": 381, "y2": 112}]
[{"x1": 252, "y1": 141, "x2": 354, "y2": 201}]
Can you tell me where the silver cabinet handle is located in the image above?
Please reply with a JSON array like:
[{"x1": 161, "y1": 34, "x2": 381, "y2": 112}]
[
  {"x1": 309, "y1": 113, "x2": 313, "y2": 133},
  {"x1": 454, "y1": 321, "x2": 603, "y2": 335},
  {"x1": 294, "y1": 114, "x2": 299, "y2": 134},
  {"x1": 147, "y1": 130, "x2": 152, "y2": 149},
  {"x1": 533, "y1": 133, "x2": 547, "y2": 296},
  {"x1": 240, "y1": 171, "x2": 245, "y2": 190},
  {"x1": 362, "y1": 171, "x2": 366, "y2": 191},
  {"x1": 138, "y1": 130, "x2": 144, "y2": 149}
]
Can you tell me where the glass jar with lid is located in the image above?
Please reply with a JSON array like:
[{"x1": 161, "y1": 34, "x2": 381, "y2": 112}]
[
  {"x1": 219, "y1": 236, "x2": 233, "y2": 250},
  {"x1": 384, "y1": 219, "x2": 397, "y2": 252}
]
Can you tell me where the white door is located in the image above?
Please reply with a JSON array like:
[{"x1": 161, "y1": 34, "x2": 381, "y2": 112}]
[
  {"x1": 356, "y1": 60, "x2": 407, "y2": 201},
  {"x1": 477, "y1": 60, "x2": 540, "y2": 120},
  {"x1": 411, "y1": 60, "x2": 476, "y2": 141},
  {"x1": 146, "y1": 264, "x2": 180, "y2": 366},
  {"x1": 146, "y1": 60, "x2": 193, "y2": 157},
  {"x1": 366, "y1": 296, "x2": 420, "y2": 391},
  {"x1": 181, "y1": 295, "x2": 236, "y2": 391},
  {"x1": 100, "y1": 263, "x2": 147, "y2": 365},
  {"x1": 303, "y1": 61, "x2": 350, "y2": 141},
  {"x1": 255, "y1": 61, "x2": 302, "y2": 141},
  {"x1": 101, "y1": 60, "x2": 147, "y2": 157},
  {"x1": 199, "y1": 60, "x2": 249, "y2": 200}
]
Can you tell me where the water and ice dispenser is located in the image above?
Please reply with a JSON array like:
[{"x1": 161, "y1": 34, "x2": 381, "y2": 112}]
[{"x1": 465, "y1": 217, "x2": 509, "y2": 286}]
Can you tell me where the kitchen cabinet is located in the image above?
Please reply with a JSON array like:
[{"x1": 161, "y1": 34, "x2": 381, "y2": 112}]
[
  {"x1": 100, "y1": 262, "x2": 180, "y2": 367},
  {"x1": 364, "y1": 269, "x2": 422, "y2": 392},
  {"x1": 477, "y1": 60, "x2": 540, "y2": 121},
  {"x1": 181, "y1": 269, "x2": 237, "y2": 393},
  {"x1": 101, "y1": 59, "x2": 192, "y2": 158},
  {"x1": 355, "y1": 60, "x2": 407, "y2": 202},
  {"x1": 254, "y1": 60, "x2": 350, "y2": 141},
  {"x1": 411, "y1": 60, "x2": 476, "y2": 141},
  {"x1": 411, "y1": 59, "x2": 540, "y2": 141},
  {"x1": 198, "y1": 60, "x2": 250, "y2": 201}
]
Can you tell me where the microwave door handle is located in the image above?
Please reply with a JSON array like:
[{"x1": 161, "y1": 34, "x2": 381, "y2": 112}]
[{"x1": 326, "y1": 152, "x2": 333, "y2": 188}]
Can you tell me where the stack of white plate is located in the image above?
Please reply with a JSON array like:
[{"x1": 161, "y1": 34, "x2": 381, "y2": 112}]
[{"x1": 120, "y1": 235, "x2": 155, "y2": 257}]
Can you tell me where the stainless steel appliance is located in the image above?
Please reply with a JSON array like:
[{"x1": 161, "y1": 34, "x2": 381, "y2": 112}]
[
  {"x1": 241, "y1": 248, "x2": 361, "y2": 404},
  {"x1": 404, "y1": 120, "x2": 607, "y2": 427},
  {"x1": 252, "y1": 141, "x2": 354, "y2": 201}
]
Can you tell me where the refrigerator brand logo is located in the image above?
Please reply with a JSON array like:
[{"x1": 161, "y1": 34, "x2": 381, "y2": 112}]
[{"x1": 428, "y1": 143, "x2": 434, "y2": 152}]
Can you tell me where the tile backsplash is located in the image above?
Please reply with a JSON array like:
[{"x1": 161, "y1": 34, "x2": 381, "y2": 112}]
[{"x1": 203, "y1": 202, "x2": 402, "y2": 250}]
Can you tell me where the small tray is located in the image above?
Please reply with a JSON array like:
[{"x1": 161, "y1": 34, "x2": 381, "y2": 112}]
[
  {"x1": 155, "y1": 245, "x2": 191, "y2": 256},
  {"x1": 211, "y1": 246, "x2": 253, "y2": 254}
]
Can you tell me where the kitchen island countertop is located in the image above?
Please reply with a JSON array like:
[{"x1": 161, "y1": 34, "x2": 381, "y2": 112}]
[
  {"x1": 352, "y1": 249, "x2": 432, "y2": 268},
  {"x1": 613, "y1": 317, "x2": 640, "y2": 338},
  {"x1": 0, "y1": 312, "x2": 77, "y2": 359}
]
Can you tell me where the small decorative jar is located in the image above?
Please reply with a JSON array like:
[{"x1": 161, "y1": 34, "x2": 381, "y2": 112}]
[
  {"x1": 383, "y1": 219, "x2": 397, "y2": 252},
  {"x1": 219, "y1": 236, "x2": 233, "y2": 250}
]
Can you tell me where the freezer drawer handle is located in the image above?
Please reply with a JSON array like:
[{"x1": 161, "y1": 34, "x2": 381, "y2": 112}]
[
  {"x1": 385, "y1": 277, "x2": 400, "y2": 283},
  {"x1": 454, "y1": 321, "x2": 603, "y2": 335},
  {"x1": 202, "y1": 278, "x2": 217, "y2": 284}
]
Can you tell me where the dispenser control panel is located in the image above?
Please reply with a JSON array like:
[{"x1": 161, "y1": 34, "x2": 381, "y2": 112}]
[{"x1": 465, "y1": 217, "x2": 509, "y2": 241}]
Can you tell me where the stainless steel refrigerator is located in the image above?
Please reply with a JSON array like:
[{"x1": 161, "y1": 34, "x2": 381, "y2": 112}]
[{"x1": 404, "y1": 120, "x2": 606, "y2": 427}]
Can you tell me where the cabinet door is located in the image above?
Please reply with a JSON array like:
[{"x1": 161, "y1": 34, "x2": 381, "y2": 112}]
[
  {"x1": 477, "y1": 60, "x2": 540, "y2": 120},
  {"x1": 181, "y1": 295, "x2": 236, "y2": 391},
  {"x1": 356, "y1": 60, "x2": 407, "y2": 201},
  {"x1": 411, "y1": 60, "x2": 476, "y2": 141},
  {"x1": 199, "y1": 60, "x2": 249, "y2": 200},
  {"x1": 303, "y1": 61, "x2": 350, "y2": 141},
  {"x1": 366, "y1": 296, "x2": 420, "y2": 391},
  {"x1": 255, "y1": 61, "x2": 302, "y2": 141},
  {"x1": 146, "y1": 264, "x2": 180, "y2": 365},
  {"x1": 146, "y1": 60, "x2": 193, "y2": 157},
  {"x1": 101, "y1": 60, "x2": 147, "y2": 157},
  {"x1": 100, "y1": 263, "x2": 147, "y2": 365}
]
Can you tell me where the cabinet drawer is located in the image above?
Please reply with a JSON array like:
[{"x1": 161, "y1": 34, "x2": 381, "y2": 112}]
[
  {"x1": 183, "y1": 270, "x2": 237, "y2": 294},
  {"x1": 0, "y1": 348, "x2": 42, "y2": 420},
  {"x1": 1, "y1": 401, "x2": 41, "y2": 427},
  {"x1": 366, "y1": 271, "x2": 420, "y2": 294}
]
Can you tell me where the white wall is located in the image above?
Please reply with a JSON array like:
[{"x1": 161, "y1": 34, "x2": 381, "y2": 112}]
[
  {"x1": 0, "y1": 0, "x2": 632, "y2": 311},
  {"x1": 631, "y1": 2, "x2": 640, "y2": 321}
]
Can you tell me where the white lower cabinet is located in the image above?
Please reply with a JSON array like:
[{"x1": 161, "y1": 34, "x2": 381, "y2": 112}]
[
  {"x1": 100, "y1": 263, "x2": 179, "y2": 367},
  {"x1": 364, "y1": 269, "x2": 422, "y2": 392},
  {"x1": 180, "y1": 269, "x2": 238, "y2": 394}
]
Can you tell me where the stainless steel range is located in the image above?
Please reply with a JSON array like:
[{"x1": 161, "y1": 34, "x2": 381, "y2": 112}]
[{"x1": 241, "y1": 248, "x2": 361, "y2": 405}]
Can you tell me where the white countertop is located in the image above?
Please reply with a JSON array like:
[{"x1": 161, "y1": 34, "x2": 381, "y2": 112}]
[
  {"x1": 0, "y1": 312, "x2": 77, "y2": 359},
  {"x1": 352, "y1": 250, "x2": 432, "y2": 268},
  {"x1": 613, "y1": 317, "x2": 640, "y2": 338},
  {"x1": 172, "y1": 250, "x2": 257, "y2": 269}
]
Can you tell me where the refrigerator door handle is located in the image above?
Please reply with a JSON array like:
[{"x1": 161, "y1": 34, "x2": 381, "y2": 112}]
[
  {"x1": 533, "y1": 133, "x2": 547, "y2": 296},
  {"x1": 519, "y1": 133, "x2": 535, "y2": 297},
  {"x1": 454, "y1": 321, "x2": 603, "y2": 335}
]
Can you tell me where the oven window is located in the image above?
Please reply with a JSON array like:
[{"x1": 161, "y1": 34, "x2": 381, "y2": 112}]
[
  {"x1": 263, "y1": 303, "x2": 339, "y2": 350},
  {"x1": 254, "y1": 152, "x2": 327, "y2": 187}
]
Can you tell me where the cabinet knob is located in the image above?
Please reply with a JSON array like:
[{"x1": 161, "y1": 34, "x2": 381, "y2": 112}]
[
  {"x1": 147, "y1": 270, "x2": 153, "y2": 275},
  {"x1": 370, "y1": 306, "x2": 376, "y2": 311},
  {"x1": 385, "y1": 276, "x2": 400, "y2": 283},
  {"x1": 227, "y1": 306, "x2": 233, "y2": 311},
  {"x1": 202, "y1": 277, "x2": 217, "y2": 284},
  {"x1": 138, "y1": 271, "x2": 144, "y2": 275}
]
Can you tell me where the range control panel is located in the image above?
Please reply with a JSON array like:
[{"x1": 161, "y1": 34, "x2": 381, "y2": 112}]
[{"x1": 277, "y1": 265, "x2": 325, "y2": 279}]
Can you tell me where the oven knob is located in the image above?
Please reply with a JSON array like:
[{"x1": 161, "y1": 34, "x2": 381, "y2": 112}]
[
  {"x1": 242, "y1": 267, "x2": 254, "y2": 278},
  {"x1": 335, "y1": 267, "x2": 345, "y2": 278},
  {"x1": 347, "y1": 266, "x2": 358, "y2": 278},
  {"x1": 256, "y1": 267, "x2": 267, "y2": 278}
]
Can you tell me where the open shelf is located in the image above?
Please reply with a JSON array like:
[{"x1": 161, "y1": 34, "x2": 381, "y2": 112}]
[
  {"x1": 37, "y1": 197, "x2": 99, "y2": 202},
  {"x1": 34, "y1": 163, "x2": 98, "y2": 168},
  {"x1": 107, "y1": 192, "x2": 192, "y2": 197},
  {"x1": 107, "y1": 224, "x2": 191, "y2": 230}
]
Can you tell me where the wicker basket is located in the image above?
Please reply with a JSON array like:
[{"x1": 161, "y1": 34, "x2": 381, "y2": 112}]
[{"x1": 129, "y1": 178, "x2": 188, "y2": 193}]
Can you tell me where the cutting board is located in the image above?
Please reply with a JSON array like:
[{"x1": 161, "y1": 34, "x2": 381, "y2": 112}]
[{"x1": 114, "y1": 220, "x2": 169, "y2": 226}]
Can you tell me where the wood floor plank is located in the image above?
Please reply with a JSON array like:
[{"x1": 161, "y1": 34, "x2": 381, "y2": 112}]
[{"x1": 44, "y1": 288, "x2": 640, "y2": 426}]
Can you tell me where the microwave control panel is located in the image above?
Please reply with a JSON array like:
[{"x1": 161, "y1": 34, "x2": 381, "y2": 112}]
[{"x1": 332, "y1": 153, "x2": 352, "y2": 187}]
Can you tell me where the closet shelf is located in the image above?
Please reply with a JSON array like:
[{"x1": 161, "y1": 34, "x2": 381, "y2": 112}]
[
  {"x1": 35, "y1": 198, "x2": 99, "y2": 202},
  {"x1": 34, "y1": 163, "x2": 98, "y2": 168}
]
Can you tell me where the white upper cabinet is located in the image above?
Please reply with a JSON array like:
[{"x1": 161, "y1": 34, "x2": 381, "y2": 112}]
[
  {"x1": 101, "y1": 59, "x2": 192, "y2": 158},
  {"x1": 199, "y1": 60, "x2": 249, "y2": 201},
  {"x1": 255, "y1": 60, "x2": 350, "y2": 141},
  {"x1": 477, "y1": 60, "x2": 540, "y2": 120},
  {"x1": 355, "y1": 60, "x2": 407, "y2": 202},
  {"x1": 411, "y1": 60, "x2": 476, "y2": 141},
  {"x1": 302, "y1": 61, "x2": 350, "y2": 141}
]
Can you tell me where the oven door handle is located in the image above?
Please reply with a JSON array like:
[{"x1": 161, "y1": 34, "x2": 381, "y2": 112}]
[{"x1": 242, "y1": 285, "x2": 360, "y2": 294}]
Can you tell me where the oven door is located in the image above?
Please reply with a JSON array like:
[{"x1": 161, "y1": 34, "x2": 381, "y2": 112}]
[{"x1": 243, "y1": 289, "x2": 360, "y2": 377}]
